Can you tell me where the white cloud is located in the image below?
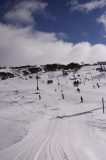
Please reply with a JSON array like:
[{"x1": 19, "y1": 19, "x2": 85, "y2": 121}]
[
  {"x1": 0, "y1": 24, "x2": 71, "y2": 66},
  {"x1": 69, "y1": 0, "x2": 106, "y2": 12},
  {"x1": 4, "y1": 0, "x2": 48, "y2": 25},
  {"x1": 0, "y1": 23, "x2": 106, "y2": 66},
  {"x1": 97, "y1": 13, "x2": 106, "y2": 30}
]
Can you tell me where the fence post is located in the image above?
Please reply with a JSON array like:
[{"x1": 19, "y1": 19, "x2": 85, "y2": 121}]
[{"x1": 102, "y1": 97, "x2": 105, "y2": 114}]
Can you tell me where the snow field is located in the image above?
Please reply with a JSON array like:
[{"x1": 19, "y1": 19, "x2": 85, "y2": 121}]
[{"x1": 0, "y1": 67, "x2": 106, "y2": 160}]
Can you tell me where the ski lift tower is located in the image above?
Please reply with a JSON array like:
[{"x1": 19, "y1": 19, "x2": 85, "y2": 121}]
[{"x1": 36, "y1": 71, "x2": 39, "y2": 90}]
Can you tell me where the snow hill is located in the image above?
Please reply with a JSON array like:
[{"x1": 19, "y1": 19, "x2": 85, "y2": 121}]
[{"x1": 0, "y1": 65, "x2": 106, "y2": 160}]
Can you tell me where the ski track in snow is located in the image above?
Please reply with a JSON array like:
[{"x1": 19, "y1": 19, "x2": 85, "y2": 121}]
[
  {"x1": 0, "y1": 67, "x2": 106, "y2": 160},
  {"x1": 0, "y1": 109, "x2": 102, "y2": 160}
]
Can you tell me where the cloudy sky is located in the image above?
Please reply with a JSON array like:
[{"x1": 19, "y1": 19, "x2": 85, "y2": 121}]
[{"x1": 0, "y1": 0, "x2": 106, "y2": 66}]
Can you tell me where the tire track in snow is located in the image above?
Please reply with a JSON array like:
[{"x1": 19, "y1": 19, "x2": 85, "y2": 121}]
[
  {"x1": 36, "y1": 119, "x2": 65, "y2": 160},
  {"x1": 33, "y1": 118, "x2": 57, "y2": 160},
  {"x1": 59, "y1": 119, "x2": 78, "y2": 160},
  {"x1": 36, "y1": 120, "x2": 58, "y2": 160},
  {"x1": 12, "y1": 118, "x2": 56, "y2": 160},
  {"x1": 50, "y1": 119, "x2": 65, "y2": 160}
]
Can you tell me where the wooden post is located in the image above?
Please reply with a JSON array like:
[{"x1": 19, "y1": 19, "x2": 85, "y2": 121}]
[{"x1": 102, "y1": 97, "x2": 105, "y2": 114}]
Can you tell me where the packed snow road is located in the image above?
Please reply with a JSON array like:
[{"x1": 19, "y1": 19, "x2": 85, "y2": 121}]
[{"x1": 0, "y1": 69, "x2": 106, "y2": 160}]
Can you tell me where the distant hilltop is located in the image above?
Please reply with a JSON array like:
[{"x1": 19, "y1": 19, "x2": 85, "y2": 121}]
[{"x1": 0, "y1": 62, "x2": 99, "y2": 81}]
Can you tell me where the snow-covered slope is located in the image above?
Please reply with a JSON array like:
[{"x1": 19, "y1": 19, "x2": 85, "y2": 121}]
[{"x1": 0, "y1": 67, "x2": 106, "y2": 160}]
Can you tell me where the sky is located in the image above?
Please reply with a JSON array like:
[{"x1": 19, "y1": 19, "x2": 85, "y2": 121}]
[{"x1": 0, "y1": 0, "x2": 106, "y2": 66}]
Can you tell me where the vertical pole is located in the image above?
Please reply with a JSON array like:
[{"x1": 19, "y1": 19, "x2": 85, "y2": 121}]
[
  {"x1": 102, "y1": 97, "x2": 105, "y2": 114},
  {"x1": 36, "y1": 72, "x2": 39, "y2": 90}
]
